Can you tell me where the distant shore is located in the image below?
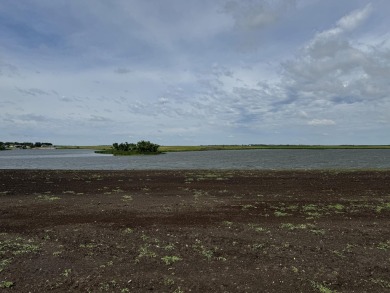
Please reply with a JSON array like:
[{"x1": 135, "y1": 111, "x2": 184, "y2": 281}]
[{"x1": 55, "y1": 144, "x2": 390, "y2": 152}]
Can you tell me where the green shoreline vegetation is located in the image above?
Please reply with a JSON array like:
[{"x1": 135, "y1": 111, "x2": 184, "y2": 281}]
[
  {"x1": 90, "y1": 144, "x2": 390, "y2": 155},
  {"x1": 4, "y1": 142, "x2": 390, "y2": 153},
  {"x1": 158, "y1": 144, "x2": 390, "y2": 152}
]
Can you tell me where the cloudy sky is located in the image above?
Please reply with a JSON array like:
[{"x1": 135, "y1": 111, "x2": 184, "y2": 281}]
[{"x1": 1, "y1": 0, "x2": 389, "y2": 145}]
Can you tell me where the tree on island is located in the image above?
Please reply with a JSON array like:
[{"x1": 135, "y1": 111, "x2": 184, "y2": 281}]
[
  {"x1": 111, "y1": 140, "x2": 160, "y2": 154},
  {"x1": 136, "y1": 140, "x2": 159, "y2": 153},
  {"x1": 112, "y1": 142, "x2": 137, "y2": 152}
]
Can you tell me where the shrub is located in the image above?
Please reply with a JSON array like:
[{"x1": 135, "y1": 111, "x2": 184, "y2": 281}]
[{"x1": 112, "y1": 140, "x2": 160, "y2": 154}]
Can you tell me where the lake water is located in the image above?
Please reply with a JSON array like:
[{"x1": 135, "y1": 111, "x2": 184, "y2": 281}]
[{"x1": 1, "y1": 148, "x2": 390, "y2": 170}]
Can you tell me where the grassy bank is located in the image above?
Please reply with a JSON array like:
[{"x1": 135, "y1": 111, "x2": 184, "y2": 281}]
[
  {"x1": 159, "y1": 145, "x2": 390, "y2": 152},
  {"x1": 57, "y1": 144, "x2": 390, "y2": 152},
  {"x1": 56, "y1": 145, "x2": 112, "y2": 150},
  {"x1": 95, "y1": 149, "x2": 162, "y2": 156}
]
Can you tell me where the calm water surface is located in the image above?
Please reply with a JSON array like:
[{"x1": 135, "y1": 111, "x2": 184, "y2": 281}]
[{"x1": 1, "y1": 149, "x2": 390, "y2": 170}]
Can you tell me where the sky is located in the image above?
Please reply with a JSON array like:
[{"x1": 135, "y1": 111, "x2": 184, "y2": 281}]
[{"x1": 1, "y1": 0, "x2": 390, "y2": 146}]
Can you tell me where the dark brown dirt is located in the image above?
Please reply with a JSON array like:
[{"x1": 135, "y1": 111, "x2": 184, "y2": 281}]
[{"x1": 0, "y1": 170, "x2": 390, "y2": 292}]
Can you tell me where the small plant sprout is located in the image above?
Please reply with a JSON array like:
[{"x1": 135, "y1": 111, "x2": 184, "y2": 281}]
[
  {"x1": 123, "y1": 227, "x2": 134, "y2": 234},
  {"x1": 376, "y1": 202, "x2": 390, "y2": 213},
  {"x1": 327, "y1": 203, "x2": 344, "y2": 211},
  {"x1": 0, "y1": 259, "x2": 12, "y2": 272},
  {"x1": 302, "y1": 204, "x2": 323, "y2": 218},
  {"x1": 251, "y1": 243, "x2": 265, "y2": 251},
  {"x1": 370, "y1": 278, "x2": 390, "y2": 289},
  {"x1": 274, "y1": 211, "x2": 290, "y2": 217},
  {"x1": 0, "y1": 281, "x2": 14, "y2": 289},
  {"x1": 377, "y1": 240, "x2": 390, "y2": 250},
  {"x1": 192, "y1": 239, "x2": 214, "y2": 260},
  {"x1": 310, "y1": 228, "x2": 326, "y2": 235},
  {"x1": 173, "y1": 286, "x2": 184, "y2": 293},
  {"x1": 138, "y1": 244, "x2": 157, "y2": 259},
  {"x1": 62, "y1": 268, "x2": 72, "y2": 278},
  {"x1": 63, "y1": 190, "x2": 75, "y2": 194},
  {"x1": 242, "y1": 204, "x2": 256, "y2": 210},
  {"x1": 163, "y1": 276, "x2": 175, "y2": 286},
  {"x1": 161, "y1": 255, "x2": 181, "y2": 265},
  {"x1": 222, "y1": 221, "x2": 233, "y2": 228},
  {"x1": 163, "y1": 243, "x2": 175, "y2": 251},
  {"x1": 280, "y1": 223, "x2": 316, "y2": 230},
  {"x1": 291, "y1": 266, "x2": 299, "y2": 273},
  {"x1": 122, "y1": 195, "x2": 133, "y2": 201},
  {"x1": 140, "y1": 233, "x2": 149, "y2": 241},
  {"x1": 248, "y1": 223, "x2": 267, "y2": 232},
  {"x1": 37, "y1": 195, "x2": 61, "y2": 201},
  {"x1": 310, "y1": 281, "x2": 338, "y2": 293}
]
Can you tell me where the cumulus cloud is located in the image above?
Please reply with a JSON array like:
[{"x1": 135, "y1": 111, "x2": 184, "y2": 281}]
[
  {"x1": 282, "y1": 3, "x2": 390, "y2": 109},
  {"x1": 307, "y1": 4, "x2": 373, "y2": 58},
  {"x1": 336, "y1": 3, "x2": 372, "y2": 32}
]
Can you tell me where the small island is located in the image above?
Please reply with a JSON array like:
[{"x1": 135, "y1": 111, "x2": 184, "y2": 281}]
[{"x1": 95, "y1": 140, "x2": 161, "y2": 156}]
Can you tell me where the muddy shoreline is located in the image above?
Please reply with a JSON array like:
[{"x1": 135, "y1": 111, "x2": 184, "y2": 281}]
[{"x1": 1, "y1": 170, "x2": 390, "y2": 292}]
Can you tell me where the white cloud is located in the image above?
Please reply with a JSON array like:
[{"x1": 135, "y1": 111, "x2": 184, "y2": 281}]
[
  {"x1": 307, "y1": 119, "x2": 336, "y2": 126},
  {"x1": 306, "y1": 3, "x2": 372, "y2": 58},
  {"x1": 282, "y1": 3, "x2": 390, "y2": 107},
  {"x1": 337, "y1": 3, "x2": 372, "y2": 32}
]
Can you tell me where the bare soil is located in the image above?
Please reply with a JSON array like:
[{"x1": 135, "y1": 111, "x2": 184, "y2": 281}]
[{"x1": 0, "y1": 170, "x2": 390, "y2": 292}]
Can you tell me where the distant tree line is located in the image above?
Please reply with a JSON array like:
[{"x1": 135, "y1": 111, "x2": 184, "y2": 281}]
[
  {"x1": 0, "y1": 142, "x2": 53, "y2": 150},
  {"x1": 112, "y1": 140, "x2": 160, "y2": 153}
]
